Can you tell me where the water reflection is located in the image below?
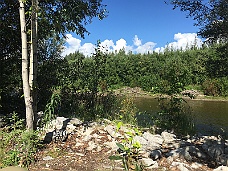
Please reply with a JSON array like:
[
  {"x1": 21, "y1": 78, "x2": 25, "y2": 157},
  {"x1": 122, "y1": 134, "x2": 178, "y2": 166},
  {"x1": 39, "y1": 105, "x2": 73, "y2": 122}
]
[{"x1": 134, "y1": 97, "x2": 228, "y2": 135}]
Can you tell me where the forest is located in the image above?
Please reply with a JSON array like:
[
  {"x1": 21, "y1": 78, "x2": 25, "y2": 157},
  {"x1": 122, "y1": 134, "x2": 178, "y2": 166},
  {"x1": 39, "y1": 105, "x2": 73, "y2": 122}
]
[
  {"x1": 1, "y1": 41, "x2": 228, "y2": 120},
  {"x1": 0, "y1": 0, "x2": 228, "y2": 169}
]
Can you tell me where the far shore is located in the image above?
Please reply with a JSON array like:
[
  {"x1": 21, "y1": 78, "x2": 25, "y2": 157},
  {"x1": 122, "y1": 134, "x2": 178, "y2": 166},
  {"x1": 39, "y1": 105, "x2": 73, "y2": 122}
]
[{"x1": 113, "y1": 86, "x2": 228, "y2": 102}]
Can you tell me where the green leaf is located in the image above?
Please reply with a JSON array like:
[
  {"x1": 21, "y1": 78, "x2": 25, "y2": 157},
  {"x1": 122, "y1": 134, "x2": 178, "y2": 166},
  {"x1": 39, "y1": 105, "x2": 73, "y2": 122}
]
[
  {"x1": 116, "y1": 142, "x2": 125, "y2": 151},
  {"x1": 133, "y1": 141, "x2": 141, "y2": 149},
  {"x1": 109, "y1": 155, "x2": 123, "y2": 160},
  {"x1": 116, "y1": 121, "x2": 123, "y2": 131}
]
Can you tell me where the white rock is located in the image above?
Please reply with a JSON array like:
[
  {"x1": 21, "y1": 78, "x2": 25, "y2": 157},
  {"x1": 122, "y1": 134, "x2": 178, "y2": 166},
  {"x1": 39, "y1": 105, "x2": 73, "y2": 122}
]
[
  {"x1": 172, "y1": 162, "x2": 189, "y2": 171},
  {"x1": 43, "y1": 156, "x2": 54, "y2": 161},
  {"x1": 74, "y1": 153, "x2": 84, "y2": 156},
  {"x1": 82, "y1": 127, "x2": 94, "y2": 136},
  {"x1": 66, "y1": 124, "x2": 76, "y2": 133},
  {"x1": 161, "y1": 131, "x2": 176, "y2": 143},
  {"x1": 142, "y1": 132, "x2": 163, "y2": 145},
  {"x1": 70, "y1": 118, "x2": 82, "y2": 125},
  {"x1": 191, "y1": 162, "x2": 202, "y2": 169},
  {"x1": 141, "y1": 158, "x2": 156, "y2": 166},
  {"x1": 97, "y1": 145, "x2": 102, "y2": 152},
  {"x1": 214, "y1": 166, "x2": 228, "y2": 171},
  {"x1": 133, "y1": 135, "x2": 148, "y2": 146},
  {"x1": 83, "y1": 135, "x2": 92, "y2": 141},
  {"x1": 148, "y1": 162, "x2": 159, "y2": 169},
  {"x1": 104, "y1": 141, "x2": 118, "y2": 151},
  {"x1": 86, "y1": 141, "x2": 97, "y2": 151},
  {"x1": 105, "y1": 125, "x2": 116, "y2": 137}
]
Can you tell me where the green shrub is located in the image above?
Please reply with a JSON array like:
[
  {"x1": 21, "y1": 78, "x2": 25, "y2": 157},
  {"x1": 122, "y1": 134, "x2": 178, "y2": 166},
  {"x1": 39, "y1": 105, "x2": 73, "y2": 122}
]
[
  {"x1": 154, "y1": 96, "x2": 195, "y2": 135},
  {"x1": 218, "y1": 77, "x2": 228, "y2": 97},
  {"x1": 202, "y1": 79, "x2": 220, "y2": 96},
  {"x1": 0, "y1": 113, "x2": 41, "y2": 168}
]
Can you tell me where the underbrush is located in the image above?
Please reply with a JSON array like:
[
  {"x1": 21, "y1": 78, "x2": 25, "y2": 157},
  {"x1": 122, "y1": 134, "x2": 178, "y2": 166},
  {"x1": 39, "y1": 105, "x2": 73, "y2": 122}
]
[
  {"x1": 154, "y1": 95, "x2": 196, "y2": 135},
  {"x1": 0, "y1": 112, "x2": 41, "y2": 168}
]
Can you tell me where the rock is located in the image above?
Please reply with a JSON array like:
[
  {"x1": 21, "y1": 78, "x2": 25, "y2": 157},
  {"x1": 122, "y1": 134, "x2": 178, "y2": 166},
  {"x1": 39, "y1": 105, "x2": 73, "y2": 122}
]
[
  {"x1": 82, "y1": 127, "x2": 94, "y2": 136},
  {"x1": 214, "y1": 166, "x2": 228, "y2": 171},
  {"x1": 104, "y1": 140, "x2": 118, "y2": 151},
  {"x1": 143, "y1": 132, "x2": 163, "y2": 145},
  {"x1": 217, "y1": 154, "x2": 228, "y2": 166},
  {"x1": 133, "y1": 135, "x2": 148, "y2": 148},
  {"x1": 147, "y1": 161, "x2": 159, "y2": 169},
  {"x1": 75, "y1": 152, "x2": 85, "y2": 156},
  {"x1": 140, "y1": 158, "x2": 157, "y2": 167},
  {"x1": 43, "y1": 132, "x2": 54, "y2": 143},
  {"x1": 191, "y1": 162, "x2": 203, "y2": 169},
  {"x1": 86, "y1": 141, "x2": 97, "y2": 151},
  {"x1": 66, "y1": 123, "x2": 76, "y2": 133},
  {"x1": 181, "y1": 149, "x2": 192, "y2": 161},
  {"x1": 210, "y1": 145, "x2": 224, "y2": 158},
  {"x1": 82, "y1": 135, "x2": 92, "y2": 141},
  {"x1": 69, "y1": 118, "x2": 82, "y2": 125},
  {"x1": 166, "y1": 156, "x2": 174, "y2": 164},
  {"x1": 149, "y1": 149, "x2": 162, "y2": 160},
  {"x1": 185, "y1": 146, "x2": 207, "y2": 159},
  {"x1": 166, "y1": 148, "x2": 184, "y2": 158},
  {"x1": 143, "y1": 132, "x2": 163, "y2": 150},
  {"x1": 181, "y1": 90, "x2": 199, "y2": 98},
  {"x1": 105, "y1": 125, "x2": 116, "y2": 137},
  {"x1": 161, "y1": 131, "x2": 176, "y2": 143},
  {"x1": 177, "y1": 164, "x2": 189, "y2": 171},
  {"x1": 43, "y1": 156, "x2": 54, "y2": 161},
  {"x1": 171, "y1": 162, "x2": 189, "y2": 171}
]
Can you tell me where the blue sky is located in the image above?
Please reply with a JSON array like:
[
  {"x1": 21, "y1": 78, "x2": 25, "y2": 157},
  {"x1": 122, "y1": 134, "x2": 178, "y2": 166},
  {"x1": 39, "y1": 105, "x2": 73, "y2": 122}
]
[{"x1": 62, "y1": 0, "x2": 204, "y2": 56}]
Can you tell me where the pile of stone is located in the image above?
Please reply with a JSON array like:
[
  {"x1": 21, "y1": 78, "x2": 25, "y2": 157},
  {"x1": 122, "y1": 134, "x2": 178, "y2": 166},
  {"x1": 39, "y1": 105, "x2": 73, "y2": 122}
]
[
  {"x1": 181, "y1": 90, "x2": 200, "y2": 99},
  {"x1": 41, "y1": 116, "x2": 228, "y2": 171}
]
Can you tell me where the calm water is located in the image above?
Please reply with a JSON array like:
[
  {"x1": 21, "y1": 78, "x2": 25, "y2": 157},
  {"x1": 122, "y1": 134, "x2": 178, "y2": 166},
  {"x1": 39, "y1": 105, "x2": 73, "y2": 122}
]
[{"x1": 134, "y1": 97, "x2": 228, "y2": 135}]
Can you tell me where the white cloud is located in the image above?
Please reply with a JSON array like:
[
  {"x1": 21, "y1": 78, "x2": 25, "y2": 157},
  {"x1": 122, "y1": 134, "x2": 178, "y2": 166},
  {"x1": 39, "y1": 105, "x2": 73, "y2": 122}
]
[
  {"x1": 114, "y1": 38, "x2": 127, "y2": 52},
  {"x1": 167, "y1": 33, "x2": 203, "y2": 50},
  {"x1": 61, "y1": 34, "x2": 81, "y2": 56},
  {"x1": 134, "y1": 42, "x2": 156, "y2": 54},
  {"x1": 100, "y1": 39, "x2": 115, "y2": 51},
  {"x1": 80, "y1": 43, "x2": 96, "y2": 57},
  {"x1": 62, "y1": 33, "x2": 203, "y2": 57},
  {"x1": 133, "y1": 35, "x2": 142, "y2": 46}
]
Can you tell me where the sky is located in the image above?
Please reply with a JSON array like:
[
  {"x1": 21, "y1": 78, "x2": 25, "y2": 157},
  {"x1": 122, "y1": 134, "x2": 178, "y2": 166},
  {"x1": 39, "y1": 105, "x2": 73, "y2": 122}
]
[{"x1": 62, "y1": 0, "x2": 204, "y2": 57}]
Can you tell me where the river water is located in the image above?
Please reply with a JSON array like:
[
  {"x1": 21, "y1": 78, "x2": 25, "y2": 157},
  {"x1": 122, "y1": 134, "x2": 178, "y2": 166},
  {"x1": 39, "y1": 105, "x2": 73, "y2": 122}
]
[{"x1": 134, "y1": 97, "x2": 228, "y2": 135}]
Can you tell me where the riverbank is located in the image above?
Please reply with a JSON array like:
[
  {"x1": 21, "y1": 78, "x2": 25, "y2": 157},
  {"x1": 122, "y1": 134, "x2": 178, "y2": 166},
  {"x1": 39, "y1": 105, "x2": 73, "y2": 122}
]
[
  {"x1": 27, "y1": 117, "x2": 228, "y2": 171},
  {"x1": 113, "y1": 86, "x2": 228, "y2": 101}
]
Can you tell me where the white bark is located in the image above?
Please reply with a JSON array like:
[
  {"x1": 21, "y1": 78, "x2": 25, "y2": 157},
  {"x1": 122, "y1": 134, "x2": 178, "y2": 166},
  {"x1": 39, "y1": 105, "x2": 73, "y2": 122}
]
[
  {"x1": 29, "y1": 0, "x2": 38, "y2": 129},
  {"x1": 19, "y1": 0, "x2": 34, "y2": 130}
]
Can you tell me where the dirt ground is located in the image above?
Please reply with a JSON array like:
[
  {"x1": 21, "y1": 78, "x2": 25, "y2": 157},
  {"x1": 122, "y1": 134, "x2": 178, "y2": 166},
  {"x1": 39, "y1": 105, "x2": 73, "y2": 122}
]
[
  {"x1": 28, "y1": 130, "x2": 123, "y2": 171},
  {"x1": 28, "y1": 132, "x2": 214, "y2": 171}
]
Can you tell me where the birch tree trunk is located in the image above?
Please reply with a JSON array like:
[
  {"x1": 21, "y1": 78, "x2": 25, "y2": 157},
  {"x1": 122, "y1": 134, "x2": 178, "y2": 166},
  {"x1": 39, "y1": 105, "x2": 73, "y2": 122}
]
[
  {"x1": 29, "y1": 0, "x2": 38, "y2": 130},
  {"x1": 19, "y1": 0, "x2": 34, "y2": 130}
]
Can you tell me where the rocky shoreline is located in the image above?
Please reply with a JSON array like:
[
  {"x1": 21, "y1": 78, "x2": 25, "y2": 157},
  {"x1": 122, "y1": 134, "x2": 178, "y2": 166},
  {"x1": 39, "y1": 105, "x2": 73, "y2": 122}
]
[
  {"x1": 114, "y1": 87, "x2": 228, "y2": 101},
  {"x1": 28, "y1": 116, "x2": 228, "y2": 171}
]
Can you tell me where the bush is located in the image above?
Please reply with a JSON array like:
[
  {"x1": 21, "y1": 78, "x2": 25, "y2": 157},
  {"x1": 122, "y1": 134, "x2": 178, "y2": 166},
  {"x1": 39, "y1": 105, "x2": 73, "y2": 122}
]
[
  {"x1": 0, "y1": 113, "x2": 41, "y2": 168},
  {"x1": 154, "y1": 95, "x2": 195, "y2": 135},
  {"x1": 202, "y1": 77, "x2": 228, "y2": 96}
]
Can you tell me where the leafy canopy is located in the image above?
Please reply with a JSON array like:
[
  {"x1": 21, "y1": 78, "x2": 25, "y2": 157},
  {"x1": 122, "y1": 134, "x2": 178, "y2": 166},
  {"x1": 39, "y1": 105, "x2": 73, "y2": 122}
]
[{"x1": 168, "y1": 0, "x2": 228, "y2": 42}]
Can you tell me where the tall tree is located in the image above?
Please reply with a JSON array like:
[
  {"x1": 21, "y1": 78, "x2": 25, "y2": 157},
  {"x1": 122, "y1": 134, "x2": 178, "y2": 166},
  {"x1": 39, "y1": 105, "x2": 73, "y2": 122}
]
[
  {"x1": 19, "y1": 0, "x2": 33, "y2": 129},
  {"x1": 16, "y1": 0, "x2": 107, "y2": 130},
  {"x1": 168, "y1": 0, "x2": 228, "y2": 43}
]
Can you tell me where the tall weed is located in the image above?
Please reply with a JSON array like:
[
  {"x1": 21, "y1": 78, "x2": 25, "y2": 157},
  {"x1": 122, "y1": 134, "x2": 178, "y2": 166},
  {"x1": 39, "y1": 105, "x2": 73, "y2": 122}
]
[
  {"x1": 0, "y1": 112, "x2": 41, "y2": 168},
  {"x1": 154, "y1": 95, "x2": 195, "y2": 135}
]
